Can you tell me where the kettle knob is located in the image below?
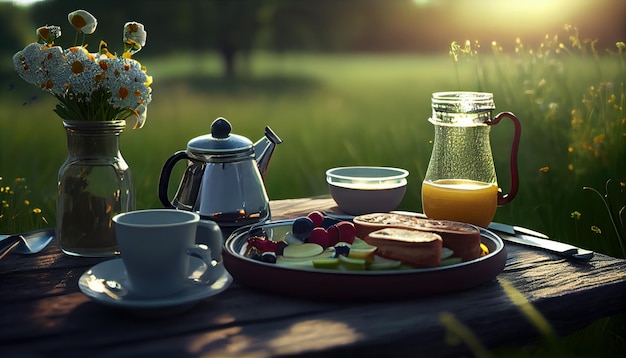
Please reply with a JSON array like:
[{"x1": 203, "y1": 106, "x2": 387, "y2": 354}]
[{"x1": 211, "y1": 117, "x2": 231, "y2": 138}]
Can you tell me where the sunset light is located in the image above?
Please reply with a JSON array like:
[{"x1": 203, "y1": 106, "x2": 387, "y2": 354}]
[
  {"x1": 411, "y1": 0, "x2": 623, "y2": 51},
  {"x1": 454, "y1": 0, "x2": 589, "y2": 27}
]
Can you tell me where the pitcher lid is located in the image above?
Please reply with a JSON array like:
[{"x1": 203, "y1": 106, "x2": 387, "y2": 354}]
[{"x1": 186, "y1": 117, "x2": 253, "y2": 157}]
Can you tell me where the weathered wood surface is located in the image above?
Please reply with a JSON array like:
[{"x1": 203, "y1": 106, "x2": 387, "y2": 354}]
[{"x1": 1, "y1": 197, "x2": 626, "y2": 357}]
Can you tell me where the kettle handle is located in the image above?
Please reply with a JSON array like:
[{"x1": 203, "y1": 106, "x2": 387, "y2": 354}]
[
  {"x1": 489, "y1": 112, "x2": 521, "y2": 206},
  {"x1": 158, "y1": 151, "x2": 190, "y2": 208}
]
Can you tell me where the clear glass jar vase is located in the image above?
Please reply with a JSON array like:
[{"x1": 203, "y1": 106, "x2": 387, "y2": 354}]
[{"x1": 57, "y1": 120, "x2": 135, "y2": 257}]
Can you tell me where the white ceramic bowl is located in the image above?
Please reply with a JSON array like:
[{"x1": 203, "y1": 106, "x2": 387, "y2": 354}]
[{"x1": 326, "y1": 166, "x2": 409, "y2": 215}]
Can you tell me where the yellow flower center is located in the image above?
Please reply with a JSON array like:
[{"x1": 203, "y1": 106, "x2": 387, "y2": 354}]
[
  {"x1": 38, "y1": 27, "x2": 50, "y2": 39},
  {"x1": 118, "y1": 87, "x2": 129, "y2": 99},
  {"x1": 126, "y1": 23, "x2": 139, "y2": 32},
  {"x1": 71, "y1": 61, "x2": 83, "y2": 74},
  {"x1": 71, "y1": 15, "x2": 88, "y2": 29}
]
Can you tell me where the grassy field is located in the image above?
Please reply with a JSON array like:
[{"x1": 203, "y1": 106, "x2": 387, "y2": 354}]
[
  {"x1": 1, "y1": 51, "x2": 625, "y2": 355},
  {"x1": 2, "y1": 51, "x2": 624, "y2": 254},
  {"x1": 2, "y1": 53, "x2": 455, "y2": 227}
]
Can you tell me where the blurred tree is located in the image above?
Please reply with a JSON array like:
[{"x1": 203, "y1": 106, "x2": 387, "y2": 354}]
[
  {"x1": 202, "y1": 0, "x2": 272, "y2": 78},
  {"x1": 7, "y1": 0, "x2": 475, "y2": 76},
  {"x1": 263, "y1": 0, "x2": 367, "y2": 52},
  {"x1": 25, "y1": 0, "x2": 276, "y2": 78}
]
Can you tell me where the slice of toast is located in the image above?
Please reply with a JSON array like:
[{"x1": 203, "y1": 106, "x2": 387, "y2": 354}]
[
  {"x1": 354, "y1": 213, "x2": 482, "y2": 262},
  {"x1": 365, "y1": 227, "x2": 442, "y2": 268}
]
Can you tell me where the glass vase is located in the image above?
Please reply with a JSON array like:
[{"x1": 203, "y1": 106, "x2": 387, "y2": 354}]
[{"x1": 57, "y1": 119, "x2": 135, "y2": 257}]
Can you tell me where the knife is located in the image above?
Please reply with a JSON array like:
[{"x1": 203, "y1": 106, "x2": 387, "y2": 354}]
[{"x1": 488, "y1": 222, "x2": 594, "y2": 261}]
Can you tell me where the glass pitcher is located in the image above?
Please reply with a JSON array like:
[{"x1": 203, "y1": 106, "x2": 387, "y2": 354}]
[{"x1": 421, "y1": 92, "x2": 521, "y2": 227}]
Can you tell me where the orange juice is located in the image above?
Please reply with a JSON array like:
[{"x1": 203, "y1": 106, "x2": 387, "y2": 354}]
[{"x1": 421, "y1": 179, "x2": 498, "y2": 227}]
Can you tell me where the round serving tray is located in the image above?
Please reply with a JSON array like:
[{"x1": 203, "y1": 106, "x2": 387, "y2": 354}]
[{"x1": 223, "y1": 219, "x2": 507, "y2": 301}]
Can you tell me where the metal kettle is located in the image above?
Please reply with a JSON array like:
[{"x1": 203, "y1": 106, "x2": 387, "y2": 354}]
[{"x1": 158, "y1": 117, "x2": 282, "y2": 229}]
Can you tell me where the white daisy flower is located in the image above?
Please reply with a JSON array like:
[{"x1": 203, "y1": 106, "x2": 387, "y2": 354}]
[
  {"x1": 68, "y1": 10, "x2": 98, "y2": 35},
  {"x1": 123, "y1": 22, "x2": 147, "y2": 55}
]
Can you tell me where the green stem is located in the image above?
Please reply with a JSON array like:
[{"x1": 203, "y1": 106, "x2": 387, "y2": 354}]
[{"x1": 584, "y1": 181, "x2": 626, "y2": 257}]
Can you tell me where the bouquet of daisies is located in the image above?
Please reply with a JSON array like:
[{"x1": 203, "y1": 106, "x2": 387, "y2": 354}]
[{"x1": 12, "y1": 10, "x2": 152, "y2": 129}]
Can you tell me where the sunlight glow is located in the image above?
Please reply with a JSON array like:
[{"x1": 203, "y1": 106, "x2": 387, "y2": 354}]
[
  {"x1": 471, "y1": 0, "x2": 588, "y2": 26},
  {"x1": 413, "y1": 0, "x2": 432, "y2": 6},
  {"x1": 414, "y1": 0, "x2": 590, "y2": 29},
  {"x1": 0, "y1": 0, "x2": 45, "y2": 6}
]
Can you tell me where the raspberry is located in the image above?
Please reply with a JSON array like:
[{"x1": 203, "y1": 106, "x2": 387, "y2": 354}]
[
  {"x1": 248, "y1": 237, "x2": 278, "y2": 253},
  {"x1": 327, "y1": 224, "x2": 340, "y2": 246},
  {"x1": 336, "y1": 221, "x2": 356, "y2": 244},
  {"x1": 307, "y1": 227, "x2": 330, "y2": 248},
  {"x1": 276, "y1": 241, "x2": 288, "y2": 255},
  {"x1": 307, "y1": 210, "x2": 324, "y2": 227}
]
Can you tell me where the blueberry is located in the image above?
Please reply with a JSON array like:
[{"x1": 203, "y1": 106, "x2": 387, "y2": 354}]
[
  {"x1": 292, "y1": 217, "x2": 314, "y2": 240},
  {"x1": 261, "y1": 251, "x2": 277, "y2": 264},
  {"x1": 333, "y1": 243, "x2": 351, "y2": 257}
]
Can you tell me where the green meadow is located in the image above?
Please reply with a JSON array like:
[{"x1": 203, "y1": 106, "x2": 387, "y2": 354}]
[
  {"x1": 1, "y1": 49, "x2": 625, "y2": 354},
  {"x1": 3, "y1": 49, "x2": 624, "y2": 257},
  {"x1": 2, "y1": 53, "x2": 453, "y2": 229}
]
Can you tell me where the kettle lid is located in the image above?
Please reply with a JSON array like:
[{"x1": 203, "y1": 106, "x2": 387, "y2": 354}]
[{"x1": 186, "y1": 117, "x2": 253, "y2": 157}]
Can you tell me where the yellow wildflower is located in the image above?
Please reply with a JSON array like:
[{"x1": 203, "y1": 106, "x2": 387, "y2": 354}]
[{"x1": 593, "y1": 134, "x2": 605, "y2": 144}]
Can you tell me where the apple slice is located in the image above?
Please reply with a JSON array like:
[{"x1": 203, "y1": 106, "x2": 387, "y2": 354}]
[
  {"x1": 312, "y1": 258, "x2": 340, "y2": 269},
  {"x1": 344, "y1": 238, "x2": 376, "y2": 259},
  {"x1": 367, "y1": 255, "x2": 402, "y2": 270},
  {"x1": 276, "y1": 248, "x2": 334, "y2": 268},
  {"x1": 440, "y1": 247, "x2": 454, "y2": 260},
  {"x1": 348, "y1": 245, "x2": 377, "y2": 260},
  {"x1": 283, "y1": 243, "x2": 324, "y2": 258},
  {"x1": 339, "y1": 255, "x2": 367, "y2": 270}
]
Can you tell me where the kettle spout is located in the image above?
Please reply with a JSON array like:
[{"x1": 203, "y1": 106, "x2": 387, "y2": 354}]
[{"x1": 254, "y1": 126, "x2": 282, "y2": 180}]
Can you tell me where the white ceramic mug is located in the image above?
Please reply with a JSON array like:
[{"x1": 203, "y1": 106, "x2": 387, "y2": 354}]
[{"x1": 112, "y1": 209, "x2": 223, "y2": 298}]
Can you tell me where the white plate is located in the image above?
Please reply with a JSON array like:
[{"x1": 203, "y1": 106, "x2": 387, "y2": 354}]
[{"x1": 79, "y1": 257, "x2": 232, "y2": 315}]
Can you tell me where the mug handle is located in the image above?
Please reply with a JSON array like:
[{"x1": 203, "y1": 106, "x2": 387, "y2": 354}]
[
  {"x1": 488, "y1": 112, "x2": 521, "y2": 206},
  {"x1": 186, "y1": 220, "x2": 224, "y2": 284}
]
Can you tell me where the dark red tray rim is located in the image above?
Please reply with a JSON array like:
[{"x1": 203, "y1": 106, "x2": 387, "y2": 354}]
[{"x1": 224, "y1": 219, "x2": 505, "y2": 276}]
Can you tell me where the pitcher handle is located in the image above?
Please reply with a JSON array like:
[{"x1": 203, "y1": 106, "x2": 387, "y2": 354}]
[
  {"x1": 489, "y1": 112, "x2": 521, "y2": 206},
  {"x1": 158, "y1": 151, "x2": 190, "y2": 208}
]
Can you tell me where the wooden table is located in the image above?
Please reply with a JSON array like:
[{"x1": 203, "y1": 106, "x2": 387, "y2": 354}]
[{"x1": 2, "y1": 197, "x2": 626, "y2": 357}]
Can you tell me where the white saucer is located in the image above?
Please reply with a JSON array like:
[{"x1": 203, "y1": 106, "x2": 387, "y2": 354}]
[{"x1": 79, "y1": 256, "x2": 232, "y2": 314}]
